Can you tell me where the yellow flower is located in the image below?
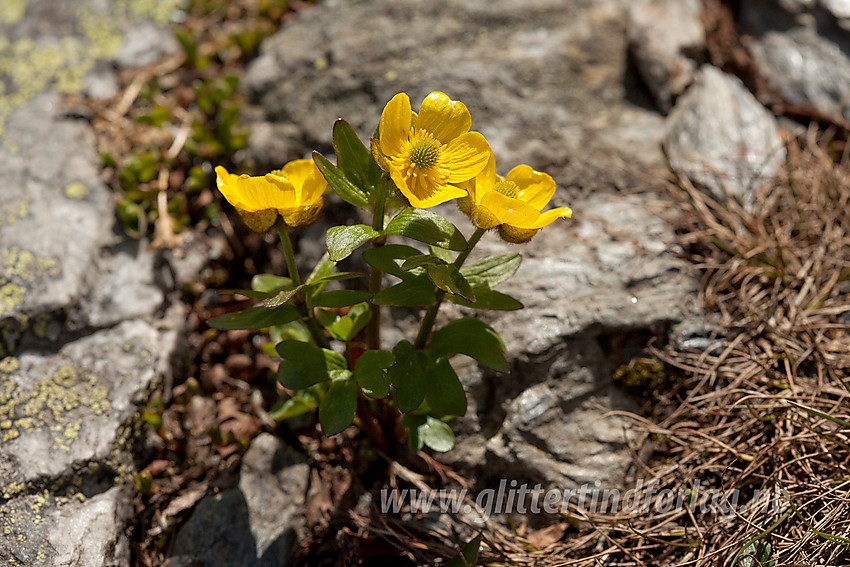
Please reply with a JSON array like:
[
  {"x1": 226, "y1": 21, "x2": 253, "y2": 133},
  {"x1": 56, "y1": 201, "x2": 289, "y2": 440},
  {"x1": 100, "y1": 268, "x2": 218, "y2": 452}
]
[
  {"x1": 457, "y1": 152, "x2": 572, "y2": 243},
  {"x1": 375, "y1": 92, "x2": 491, "y2": 208},
  {"x1": 215, "y1": 160, "x2": 326, "y2": 232}
]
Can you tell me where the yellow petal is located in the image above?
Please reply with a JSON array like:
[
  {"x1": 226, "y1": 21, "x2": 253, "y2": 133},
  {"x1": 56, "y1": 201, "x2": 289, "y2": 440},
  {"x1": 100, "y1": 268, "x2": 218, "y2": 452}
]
[
  {"x1": 479, "y1": 191, "x2": 539, "y2": 226},
  {"x1": 235, "y1": 174, "x2": 292, "y2": 211},
  {"x1": 522, "y1": 206, "x2": 572, "y2": 230},
  {"x1": 465, "y1": 150, "x2": 497, "y2": 204},
  {"x1": 416, "y1": 92, "x2": 471, "y2": 145},
  {"x1": 378, "y1": 93, "x2": 412, "y2": 158},
  {"x1": 505, "y1": 165, "x2": 556, "y2": 211},
  {"x1": 215, "y1": 166, "x2": 248, "y2": 209},
  {"x1": 278, "y1": 159, "x2": 326, "y2": 205},
  {"x1": 443, "y1": 132, "x2": 491, "y2": 183},
  {"x1": 403, "y1": 181, "x2": 467, "y2": 209}
]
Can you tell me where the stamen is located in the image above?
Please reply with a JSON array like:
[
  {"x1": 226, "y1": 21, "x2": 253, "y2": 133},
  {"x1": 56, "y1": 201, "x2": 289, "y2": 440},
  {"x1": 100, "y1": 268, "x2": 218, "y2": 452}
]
[
  {"x1": 494, "y1": 181, "x2": 519, "y2": 199},
  {"x1": 409, "y1": 139, "x2": 440, "y2": 170}
]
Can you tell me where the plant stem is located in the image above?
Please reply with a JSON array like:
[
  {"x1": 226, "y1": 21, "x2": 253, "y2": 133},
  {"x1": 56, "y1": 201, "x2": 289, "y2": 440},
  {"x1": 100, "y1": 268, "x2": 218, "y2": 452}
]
[
  {"x1": 277, "y1": 223, "x2": 329, "y2": 348},
  {"x1": 277, "y1": 223, "x2": 302, "y2": 286},
  {"x1": 366, "y1": 195, "x2": 387, "y2": 351},
  {"x1": 413, "y1": 227, "x2": 486, "y2": 349}
]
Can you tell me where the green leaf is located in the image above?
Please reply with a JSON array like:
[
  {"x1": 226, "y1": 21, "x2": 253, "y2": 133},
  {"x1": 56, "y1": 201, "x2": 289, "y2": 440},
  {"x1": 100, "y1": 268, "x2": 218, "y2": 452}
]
[
  {"x1": 448, "y1": 286, "x2": 523, "y2": 311},
  {"x1": 217, "y1": 289, "x2": 271, "y2": 300},
  {"x1": 332, "y1": 119, "x2": 384, "y2": 199},
  {"x1": 251, "y1": 274, "x2": 295, "y2": 294},
  {"x1": 354, "y1": 350, "x2": 394, "y2": 399},
  {"x1": 317, "y1": 303, "x2": 372, "y2": 342},
  {"x1": 362, "y1": 244, "x2": 423, "y2": 278},
  {"x1": 208, "y1": 304, "x2": 298, "y2": 330},
  {"x1": 312, "y1": 151, "x2": 369, "y2": 207},
  {"x1": 446, "y1": 535, "x2": 482, "y2": 567},
  {"x1": 401, "y1": 254, "x2": 445, "y2": 271},
  {"x1": 428, "y1": 244, "x2": 453, "y2": 263},
  {"x1": 373, "y1": 277, "x2": 437, "y2": 307},
  {"x1": 389, "y1": 341, "x2": 429, "y2": 412},
  {"x1": 385, "y1": 208, "x2": 467, "y2": 250},
  {"x1": 429, "y1": 318, "x2": 508, "y2": 372},
  {"x1": 262, "y1": 284, "x2": 305, "y2": 307},
  {"x1": 268, "y1": 387, "x2": 321, "y2": 420},
  {"x1": 326, "y1": 224, "x2": 381, "y2": 261},
  {"x1": 460, "y1": 254, "x2": 521, "y2": 287},
  {"x1": 426, "y1": 356, "x2": 467, "y2": 417},
  {"x1": 311, "y1": 290, "x2": 373, "y2": 308},
  {"x1": 306, "y1": 253, "x2": 335, "y2": 284},
  {"x1": 276, "y1": 340, "x2": 348, "y2": 390},
  {"x1": 421, "y1": 417, "x2": 455, "y2": 452},
  {"x1": 319, "y1": 376, "x2": 358, "y2": 435},
  {"x1": 426, "y1": 263, "x2": 475, "y2": 300}
]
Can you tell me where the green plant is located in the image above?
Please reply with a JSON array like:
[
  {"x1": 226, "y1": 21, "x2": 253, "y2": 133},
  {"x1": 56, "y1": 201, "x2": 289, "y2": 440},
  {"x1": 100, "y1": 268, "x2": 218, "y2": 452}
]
[{"x1": 208, "y1": 91, "x2": 572, "y2": 452}]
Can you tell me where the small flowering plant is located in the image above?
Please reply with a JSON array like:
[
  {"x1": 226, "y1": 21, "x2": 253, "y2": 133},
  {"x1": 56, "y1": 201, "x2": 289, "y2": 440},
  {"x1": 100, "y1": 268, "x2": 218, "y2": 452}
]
[{"x1": 210, "y1": 92, "x2": 571, "y2": 452}]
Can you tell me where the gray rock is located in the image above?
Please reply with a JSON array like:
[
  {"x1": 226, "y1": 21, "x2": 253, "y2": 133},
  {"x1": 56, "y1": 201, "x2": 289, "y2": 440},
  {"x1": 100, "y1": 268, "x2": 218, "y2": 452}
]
[
  {"x1": 0, "y1": 93, "x2": 113, "y2": 324},
  {"x1": 0, "y1": 486, "x2": 131, "y2": 567},
  {"x1": 241, "y1": 0, "x2": 666, "y2": 195},
  {"x1": 79, "y1": 241, "x2": 166, "y2": 329},
  {"x1": 663, "y1": 65, "x2": 786, "y2": 205},
  {"x1": 0, "y1": 1, "x2": 191, "y2": 563},
  {"x1": 438, "y1": 191, "x2": 698, "y2": 488},
  {"x1": 750, "y1": 28, "x2": 850, "y2": 121},
  {"x1": 166, "y1": 434, "x2": 310, "y2": 567},
  {"x1": 741, "y1": 0, "x2": 850, "y2": 122},
  {"x1": 0, "y1": 320, "x2": 166, "y2": 485},
  {"x1": 628, "y1": 0, "x2": 705, "y2": 112},
  {"x1": 115, "y1": 20, "x2": 179, "y2": 68}
]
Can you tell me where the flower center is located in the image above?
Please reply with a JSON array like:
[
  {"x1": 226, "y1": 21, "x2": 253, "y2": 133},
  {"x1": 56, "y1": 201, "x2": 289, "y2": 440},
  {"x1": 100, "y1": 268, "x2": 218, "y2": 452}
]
[
  {"x1": 408, "y1": 138, "x2": 440, "y2": 170},
  {"x1": 494, "y1": 181, "x2": 519, "y2": 199}
]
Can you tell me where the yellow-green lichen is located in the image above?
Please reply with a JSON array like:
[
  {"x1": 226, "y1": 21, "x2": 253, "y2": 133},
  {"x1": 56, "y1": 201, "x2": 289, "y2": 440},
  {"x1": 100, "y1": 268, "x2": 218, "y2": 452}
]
[
  {"x1": 0, "y1": 356, "x2": 20, "y2": 374},
  {"x1": 63, "y1": 181, "x2": 88, "y2": 200},
  {"x1": 0, "y1": 283, "x2": 25, "y2": 317},
  {"x1": 0, "y1": 364, "x2": 111, "y2": 449},
  {"x1": 0, "y1": 197, "x2": 30, "y2": 226},
  {"x1": 0, "y1": 0, "x2": 27, "y2": 25}
]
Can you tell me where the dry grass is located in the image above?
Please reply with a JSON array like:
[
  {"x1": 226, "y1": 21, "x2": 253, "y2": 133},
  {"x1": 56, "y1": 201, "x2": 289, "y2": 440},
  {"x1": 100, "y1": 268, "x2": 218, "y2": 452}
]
[{"x1": 359, "y1": 129, "x2": 850, "y2": 566}]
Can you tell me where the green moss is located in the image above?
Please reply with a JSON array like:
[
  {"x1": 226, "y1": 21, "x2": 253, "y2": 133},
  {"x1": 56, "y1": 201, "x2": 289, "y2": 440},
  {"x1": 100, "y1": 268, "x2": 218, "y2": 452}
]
[{"x1": 613, "y1": 357, "x2": 667, "y2": 390}]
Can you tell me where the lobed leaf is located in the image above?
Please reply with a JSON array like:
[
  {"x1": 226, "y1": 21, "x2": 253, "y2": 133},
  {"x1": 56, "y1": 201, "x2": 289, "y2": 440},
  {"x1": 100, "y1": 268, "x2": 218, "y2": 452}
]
[
  {"x1": 428, "y1": 318, "x2": 509, "y2": 372},
  {"x1": 460, "y1": 254, "x2": 521, "y2": 287},
  {"x1": 319, "y1": 375, "x2": 358, "y2": 435},
  {"x1": 326, "y1": 224, "x2": 381, "y2": 261},
  {"x1": 276, "y1": 340, "x2": 348, "y2": 390},
  {"x1": 385, "y1": 208, "x2": 467, "y2": 250},
  {"x1": 354, "y1": 350, "x2": 395, "y2": 399},
  {"x1": 208, "y1": 303, "x2": 298, "y2": 330},
  {"x1": 447, "y1": 285, "x2": 523, "y2": 311},
  {"x1": 389, "y1": 341, "x2": 429, "y2": 412},
  {"x1": 425, "y1": 356, "x2": 467, "y2": 417},
  {"x1": 312, "y1": 151, "x2": 369, "y2": 207}
]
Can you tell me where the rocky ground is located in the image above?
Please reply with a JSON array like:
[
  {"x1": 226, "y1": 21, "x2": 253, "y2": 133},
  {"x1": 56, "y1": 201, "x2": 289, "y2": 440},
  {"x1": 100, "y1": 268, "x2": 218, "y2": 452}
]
[{"x1": 1, "y1": 0, "x2": 848, "y2": 565}]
